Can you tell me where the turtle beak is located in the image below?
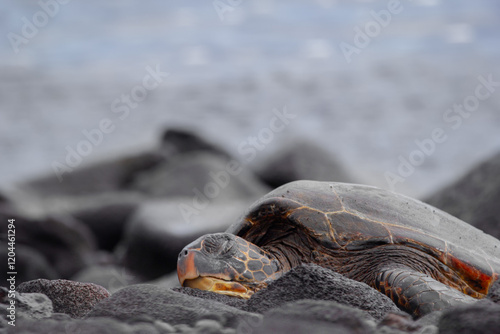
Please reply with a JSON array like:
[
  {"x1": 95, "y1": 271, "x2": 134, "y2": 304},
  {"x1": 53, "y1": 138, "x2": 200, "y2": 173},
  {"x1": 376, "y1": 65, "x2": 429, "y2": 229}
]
[
  {"x1": 177, "y1": 239, "x2": 237, "y2": 286},
  {"x1": 177, "y1": 248, "x2": 200, "y2": 286}
]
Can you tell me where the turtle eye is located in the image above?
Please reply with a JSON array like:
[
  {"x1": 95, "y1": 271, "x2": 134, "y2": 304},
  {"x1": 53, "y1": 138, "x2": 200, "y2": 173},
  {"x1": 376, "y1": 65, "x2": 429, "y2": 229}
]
[
  {"x1": 220, "y1": 240, "x2": 234, "y2": 255},
  {"x1": 203, "y1": 235, "x2": 235, "y2": 256},
  {"x1": 203, "y1": 237, "x2": 219, "y2": 254}
]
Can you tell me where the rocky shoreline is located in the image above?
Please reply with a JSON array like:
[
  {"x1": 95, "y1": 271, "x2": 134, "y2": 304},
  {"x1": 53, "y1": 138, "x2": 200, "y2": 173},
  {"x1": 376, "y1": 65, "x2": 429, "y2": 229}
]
[
  {"x1": 3, "y1": 264, "x2": 500, "y2": 333},
  {"x1": 1, "y1": 129, "x2": 500, "y2": 333}
]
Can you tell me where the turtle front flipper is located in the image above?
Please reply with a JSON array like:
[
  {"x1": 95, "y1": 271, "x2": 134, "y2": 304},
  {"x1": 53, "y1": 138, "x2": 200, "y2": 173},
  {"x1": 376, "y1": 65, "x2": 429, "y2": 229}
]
[{"x1": 375, "y1": 267, "x2": 476, "y2": 318}]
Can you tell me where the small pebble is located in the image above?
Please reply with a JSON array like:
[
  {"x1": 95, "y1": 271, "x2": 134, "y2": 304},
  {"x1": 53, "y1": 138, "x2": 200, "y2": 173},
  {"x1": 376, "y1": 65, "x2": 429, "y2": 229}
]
[
  {"x1": 194, "y1": 319, "x2": 224, "y2": 333},
  {"x1": 174, "y1": 323, "x2": 193, "y2": 333},
  {"x1": 154, "y1": 320, "x2": 176, "y2": 333}
]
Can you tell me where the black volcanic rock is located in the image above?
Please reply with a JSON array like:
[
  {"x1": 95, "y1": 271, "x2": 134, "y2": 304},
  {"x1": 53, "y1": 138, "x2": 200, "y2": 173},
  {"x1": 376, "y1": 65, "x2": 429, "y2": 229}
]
[
  {"x1": 0, "y1": 207, "x2": 96, "y2": 280},
  {"x1": 161, "y1": 127, "x2": 232, "y2": 159},
  {"x1": 0, "y1": 287, "x2": 53, "y2": 320},
  {"x1": 128, "y1": 152, "x2": 268, "y2": 200},
  {"x1": 246, "y1": 264, "x2": 401, "y2": 321},
  {"x1": 0, "y1": 242, "x2": 58, "y2": 284},
  {"x1": 72, "y1": 201, "x2": 138, "y2": 251},
  {"x1": 22, "y1": 151, "x2": 164, "y2": 196},
  {"x1": 261, "y1": 299, "x2": 376, "y2": 334},
  {"x1": 174, "y1": 286, "x2": 248, "y2": 310},
  {"x1": 377, "y1": 312, "x2": 424, "y2": 333},
  {"x1": 257, "y1": 140, "x2": 355, "y2": 188},
  {"x1": 10, "y1": 316, "x2": 160, "y2": 334},
  {"x1": 18, "y1": 279, "x2": 110, "y2": 318},
  {"x1": 87, "y1": 284, "x2": 261, "y2": 329},
  {"x1": 425, "y1": 152, "x2": 500, "y2": 240},
  {"x1": 438, "y1": 301, "x2": 500, "y2": 334}
]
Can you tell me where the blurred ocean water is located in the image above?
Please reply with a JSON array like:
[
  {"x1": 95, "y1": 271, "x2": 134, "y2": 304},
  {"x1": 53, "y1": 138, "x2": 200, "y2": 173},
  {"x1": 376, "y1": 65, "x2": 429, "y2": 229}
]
[{"x1": 1, "y1": 0, "x2": 500, "y2": 198}]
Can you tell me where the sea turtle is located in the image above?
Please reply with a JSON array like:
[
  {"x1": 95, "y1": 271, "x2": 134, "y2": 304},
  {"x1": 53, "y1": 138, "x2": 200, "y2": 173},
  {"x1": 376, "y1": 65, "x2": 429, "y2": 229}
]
[{"x1": 177, "y1": 181, "x2": 500, "y2": 317}]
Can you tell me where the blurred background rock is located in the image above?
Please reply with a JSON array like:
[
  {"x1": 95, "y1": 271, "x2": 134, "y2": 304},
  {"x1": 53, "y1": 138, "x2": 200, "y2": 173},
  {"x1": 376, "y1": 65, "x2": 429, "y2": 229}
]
[{"x1": 1, "y1": 1, "x2": 499, "y2": 288}]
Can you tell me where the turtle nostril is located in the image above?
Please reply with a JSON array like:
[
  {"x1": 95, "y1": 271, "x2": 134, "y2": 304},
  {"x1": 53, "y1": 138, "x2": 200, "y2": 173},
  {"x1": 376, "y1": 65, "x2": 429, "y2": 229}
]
[{"x1": 179, "y1": 249, "x2": 188, "y2": 258}]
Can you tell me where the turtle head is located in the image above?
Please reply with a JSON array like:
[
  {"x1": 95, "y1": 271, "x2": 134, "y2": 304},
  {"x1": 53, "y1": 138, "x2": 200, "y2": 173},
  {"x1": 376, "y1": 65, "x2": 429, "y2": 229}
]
[{"x1": 177, "y1": 233, "x2": 282, "y2": 298}]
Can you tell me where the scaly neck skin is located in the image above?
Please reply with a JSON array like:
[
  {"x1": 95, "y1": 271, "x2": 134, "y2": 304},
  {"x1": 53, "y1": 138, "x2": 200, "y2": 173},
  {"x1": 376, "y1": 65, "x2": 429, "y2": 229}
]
[
  {"x1": 263, "y1": 243, "x2": 306, "y2": 278},
  {"x1": 259, "y1": 228, "x2": 326, "y2": 277}
]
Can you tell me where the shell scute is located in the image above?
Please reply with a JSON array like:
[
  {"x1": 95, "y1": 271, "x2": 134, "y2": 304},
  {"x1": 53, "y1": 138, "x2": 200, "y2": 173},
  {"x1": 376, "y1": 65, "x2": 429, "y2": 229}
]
[
  {"x1": 328, "y1": 211, "x2": 392, "y2": 249},
  {"x1": 287, "y1": 208, "x2": 331, "y2": 237}
]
